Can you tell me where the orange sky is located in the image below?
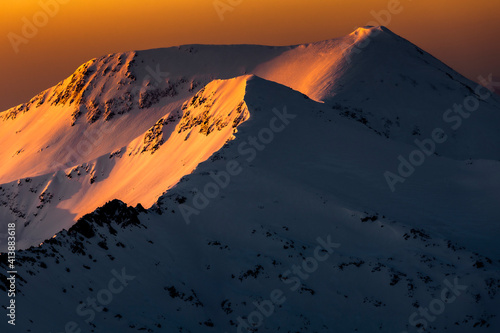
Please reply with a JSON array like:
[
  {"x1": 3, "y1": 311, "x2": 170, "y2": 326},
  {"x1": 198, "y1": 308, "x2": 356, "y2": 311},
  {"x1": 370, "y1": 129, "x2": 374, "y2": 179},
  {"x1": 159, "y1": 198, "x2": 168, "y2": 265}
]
[{"x1": 1, "y1": 0, "x2": 499, "y2": 111}]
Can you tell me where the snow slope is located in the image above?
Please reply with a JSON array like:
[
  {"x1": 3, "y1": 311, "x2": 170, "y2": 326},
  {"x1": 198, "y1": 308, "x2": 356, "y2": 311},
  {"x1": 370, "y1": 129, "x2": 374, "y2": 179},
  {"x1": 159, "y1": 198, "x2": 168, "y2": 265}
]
[
  {"x1": 0, "y1": 76, "x2": 251, "y2": 249},
  {"x1": 1, "y1": 75, "x2": 499, "y2": 332}
]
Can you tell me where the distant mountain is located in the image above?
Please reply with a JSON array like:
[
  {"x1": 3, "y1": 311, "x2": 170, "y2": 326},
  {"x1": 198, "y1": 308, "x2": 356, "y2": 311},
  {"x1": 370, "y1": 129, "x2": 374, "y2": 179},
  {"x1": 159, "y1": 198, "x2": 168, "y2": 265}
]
[{"x1": 0, "y1": 26, "x2": 499, "y2": 333}]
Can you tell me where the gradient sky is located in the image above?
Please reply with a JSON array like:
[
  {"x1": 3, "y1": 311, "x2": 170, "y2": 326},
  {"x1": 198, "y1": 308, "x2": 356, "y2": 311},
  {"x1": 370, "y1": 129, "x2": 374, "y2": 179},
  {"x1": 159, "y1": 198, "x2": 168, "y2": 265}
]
[{"x1": 1, "y1": 0, "x2": 499, "y2": 111}]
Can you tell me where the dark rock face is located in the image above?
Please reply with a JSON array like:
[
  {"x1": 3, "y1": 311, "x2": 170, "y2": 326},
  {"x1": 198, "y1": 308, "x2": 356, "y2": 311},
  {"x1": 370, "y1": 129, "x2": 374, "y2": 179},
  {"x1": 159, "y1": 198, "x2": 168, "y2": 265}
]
[
  {"x1": 69, "y1": 199, "x2": 142, "y2": 239},
  {"x1": 141, "y1": 119, "x2": 166, "y2": 154},
  {"x1": 178, "y1": 89, "x2": 248, "y2": 136}
]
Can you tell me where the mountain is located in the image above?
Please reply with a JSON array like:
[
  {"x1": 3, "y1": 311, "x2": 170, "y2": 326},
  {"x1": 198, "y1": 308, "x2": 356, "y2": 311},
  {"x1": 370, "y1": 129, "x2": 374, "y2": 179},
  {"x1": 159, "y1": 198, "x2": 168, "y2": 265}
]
[
  {"x1": 0, "y1": 26, "x2": 499, "y2": 332},
  {"x1": 2, "y1": 26, "x2": 500, "y2": 250}
]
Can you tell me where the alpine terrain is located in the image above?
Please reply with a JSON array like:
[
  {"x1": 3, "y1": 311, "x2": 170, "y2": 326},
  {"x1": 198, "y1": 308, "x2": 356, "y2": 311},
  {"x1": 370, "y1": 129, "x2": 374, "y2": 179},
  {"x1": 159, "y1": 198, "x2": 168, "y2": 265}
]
[{"x1": 0, "y1": 26, "x2": 499, "y2": 332}]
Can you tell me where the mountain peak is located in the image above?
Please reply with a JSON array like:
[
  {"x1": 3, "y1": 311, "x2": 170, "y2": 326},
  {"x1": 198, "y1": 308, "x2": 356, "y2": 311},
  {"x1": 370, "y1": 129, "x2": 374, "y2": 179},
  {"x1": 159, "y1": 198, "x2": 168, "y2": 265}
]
[{"x1": 349, "y1": 25, "x2": 396, "y2": 42}]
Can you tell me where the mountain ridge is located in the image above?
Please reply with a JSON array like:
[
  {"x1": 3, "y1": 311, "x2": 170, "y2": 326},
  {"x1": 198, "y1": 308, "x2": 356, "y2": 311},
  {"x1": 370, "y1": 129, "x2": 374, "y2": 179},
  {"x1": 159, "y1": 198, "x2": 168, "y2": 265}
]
[
  {"x1": 1, "y1": 71, "x2": 499, "y2": 332},
  {"x1": 1, "y1": 26, "x2": 499, "y2": 252}
]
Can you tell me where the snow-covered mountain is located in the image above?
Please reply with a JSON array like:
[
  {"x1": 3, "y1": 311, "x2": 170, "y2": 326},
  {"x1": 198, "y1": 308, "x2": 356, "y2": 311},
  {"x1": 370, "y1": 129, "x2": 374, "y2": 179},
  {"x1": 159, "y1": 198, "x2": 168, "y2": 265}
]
[
  {"x1": 2, "y1": 26, "x2": 500, "y2": 250},
  {"x1": 0, "y1": 26, "x2": 499, "y2": 332}
]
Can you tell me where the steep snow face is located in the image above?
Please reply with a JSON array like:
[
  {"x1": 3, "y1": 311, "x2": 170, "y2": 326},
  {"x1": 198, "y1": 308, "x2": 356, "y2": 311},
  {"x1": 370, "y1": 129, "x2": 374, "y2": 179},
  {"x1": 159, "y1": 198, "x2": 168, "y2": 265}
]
[
  {"x1": 0, "y1": 76, "x2": 251, "y2": 249},
  {"x1": 1, "y1": 76, "x2": 499, "y2": 333},
  {"x1": 0, "y1": 52, "x2": 189, "y2": 184},
  {"x1": 320, "y1": 26, "x2": 500, "y2": 160},
  {"x1": 0, "y1": 45, "x2": 285, "y2": 184},
  {"x1": 253, "y1": 38, "x2": 351, "y2": 102},
  {"x1": 96, "y1": 75, "x2": 251, "y2": 210},
  {"x1": 255, "y1": 25, "x2": 500, "y2": 160}
]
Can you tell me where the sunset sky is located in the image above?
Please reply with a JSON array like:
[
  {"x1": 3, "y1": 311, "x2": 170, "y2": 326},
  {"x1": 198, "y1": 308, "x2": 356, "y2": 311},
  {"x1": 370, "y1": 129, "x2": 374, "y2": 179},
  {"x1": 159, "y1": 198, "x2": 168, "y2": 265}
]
[{"x1": 1, "y1": 0, "x2": 499, "y2": 111}]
